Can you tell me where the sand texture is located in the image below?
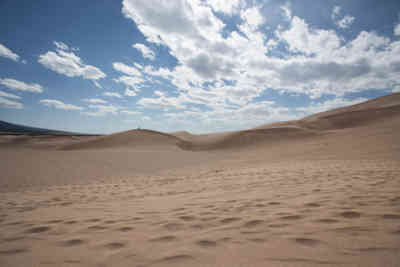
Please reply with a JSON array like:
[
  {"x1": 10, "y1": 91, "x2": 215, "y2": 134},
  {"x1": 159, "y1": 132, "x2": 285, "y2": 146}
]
[{"x1": 1, "y1": 93, "x2": 400, "y2": 267}]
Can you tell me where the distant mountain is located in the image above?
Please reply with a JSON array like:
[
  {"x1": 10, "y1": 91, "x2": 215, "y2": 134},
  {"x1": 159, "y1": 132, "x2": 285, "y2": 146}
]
[{"x1": 0, "y1": 120, "x2": 98, "y2": 136}]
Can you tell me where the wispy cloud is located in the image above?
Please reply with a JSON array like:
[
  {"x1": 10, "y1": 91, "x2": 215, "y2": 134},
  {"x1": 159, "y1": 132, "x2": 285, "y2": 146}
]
[
  {"x1": 40, "y1": 99, "x2": 83, "y2": 110},
  {"x1": 0, "y1": 78, "x2": 43, "y2": 93},
  {"x1": 114, "y1": 76, "x2": 143, "y2": 95},
  {"x1": 83, "y1": 98, "x2": 107, "y2": 104},
  {"x1": 0, "y1": 96, "x2": 23, "y2": 109},
  {"x1": 38, "y1": 42, "x2": 106, "y2": 84},
  {"x1": 395, "y1": 23, "x2": 400, "y2": 36},
  {"x1": 132, "y1": 43, "x2": 155, "y2": 60},
  {"x1": 103, "y1": 92, "x2": 122, "y2": 98},
  {"x1": 138, "y1": 90, "x2": 186, "y2": 110},
  {"x1": 113, "y1": 62, "x2": 142, "y2": 76},
  {"x1": 0, "y1": 90, "x2": 21, "y2": 99},
  {"x1": 82, "y1": 104, "x2": 119, "y2": 116},
  {"x1": 0, "y1": 43, "x2": 20, "y2": 62},
  {"x1": 331, "y1": 6, "x2": 355, "y2": 29},
  {"x1": 53, "y1": 41, "x2": 69, "y2": 51},
  {"x1": 120, "y1": 110, "x2": 141, "y2": 115}
]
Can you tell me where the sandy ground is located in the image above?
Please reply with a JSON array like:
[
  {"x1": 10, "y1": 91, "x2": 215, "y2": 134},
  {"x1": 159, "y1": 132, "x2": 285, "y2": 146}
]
[{"x1": 1, "y1": 93, "x2": 399, "y2": 267}]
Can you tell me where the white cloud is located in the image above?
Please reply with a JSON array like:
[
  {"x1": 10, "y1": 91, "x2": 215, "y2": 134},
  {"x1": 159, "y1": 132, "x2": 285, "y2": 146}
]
[
  {"x1": 0, "y1": 90, "x2": 21, "y2": 99},
  {"x1": 0, "y1": 78, "x2": 43, "y2": 93},
  {"x1": 83, "y1": 98, "x2": 107, "y2": 104},
  {"x1": 125, "y1": 88, "x2": 137, "y2": 96},
  {"x1": 103, "y1": 92, "x2": 122, "y2": 98},
  {"x1": 279, "y1": 16, "x2": 341, "y2": 56},
  {"x1": 331, "y1": 6, "x2": 355, "y2": 29},
  {"x1": 331, "y1": 6, "x2": 341, "y2": 20},
  {"x1": 83, "y1": 104, "x2": 119, "y2": 116},
  {"x1": 336, "y1": 16, "x2": 355, "y2": 29},
  {"x1": 133, "y1": 43, "x2": 155, "y2": 60},
  {"x1": 113, "y1": 62, "x2": 142, "y2": 76},
  {"x1": 208, "y1": 0, "x2": 242, "y2": 15},
  {"x1": 280, "y1": 2, "x2": 292, "y2": 20},
  {"x1": 122, "y1": 0, "x2": 400, "y2": 131},
  {"x1": 240, "y1": 6, "x2": 264, "y2": 30},
  {"x1": 394, "y1": 24, "x2": 400, "y2": 36},
  {"x1": 0, "y1": 96, "x2": 23, "y2": 109},
  {"x1": 113, "y1": 62, "x2": 145, "y2": 96},
  {"x1": 114, "y1": 75, "x2": 144, "y2": 91},
  {"x1": 53, "y1": 41, "x2": 69, "y2": 50},
  {"x1": 134, "y1": 63, "x2": 143, "y2": 69},
  {"x1": 164, "y1": 100, "x2": 295, "y2": 132},
  {"x1": 138, "y1": 90, "x2": 186, "y2": 109},
  {"x1": 40, "y1": 99, "x2": 83, "y2": 110},
  {"x1": 0, "y1": 43, "x2": 20, "y2": 62},
  {"x1": 120, "y1": 110, "x2": 141, "y2": 115},
  {"x1": 38, "y1": 42, "x2": 106, "y2": 82}
]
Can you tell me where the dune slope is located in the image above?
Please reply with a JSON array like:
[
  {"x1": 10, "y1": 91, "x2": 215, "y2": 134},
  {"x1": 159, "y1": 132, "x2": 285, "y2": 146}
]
[
  {"x1": 177, "y1": 93, "x2": 400, "y2": 150},
  {"x1": 61, "y1": 129, "x2": 181, "y2": 150}
]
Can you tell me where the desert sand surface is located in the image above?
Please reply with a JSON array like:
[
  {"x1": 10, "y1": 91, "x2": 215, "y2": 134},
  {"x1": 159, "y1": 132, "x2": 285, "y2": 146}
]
[{"x1": 1, "y1": 93, "x2": 400, "y2": 267}]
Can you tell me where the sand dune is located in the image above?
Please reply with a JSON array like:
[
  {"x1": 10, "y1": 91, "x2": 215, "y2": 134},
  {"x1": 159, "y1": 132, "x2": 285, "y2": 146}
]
[
  {"x1": 0, "y1": 134, "x2": 92, "y2": 149},
  {"x1": 59, "y1": 93, "x2": 400, "y2": 151},
  {"x1": 257, "y1": 92, "x2": 400, "y2": 131},
  {"x1": 61, "y1": 129, "x2": 181, "y2": 150},
  {"x1": 180, "y1": 92, "x2": 400, "y2": 150},
  {"x1": 2, "y1": 93, "x2": 397, "y2": 152},
  {"x1": 178, "y1": 126, "x2": 318, "y2": 150},
  {"x1": 0, "y1": 93, "x2": 400, "y2": 267}
]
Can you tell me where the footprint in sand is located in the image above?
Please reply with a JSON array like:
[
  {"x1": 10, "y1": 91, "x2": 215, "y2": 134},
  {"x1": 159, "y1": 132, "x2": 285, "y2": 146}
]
[
  {"x1": 280, "y1": 215, "x2": 303, "y2": 220},
  {"x1": 179, "y1": 215, "x2": 196, "y2": 222},
  {"x1": 0, "y1": 248, "x2": 29, "y2": 255},
  {"x1": 149, "y1": 235, "x2": 178, "y2": 242},
  {"x1": 86, "y1": 218, "x2": 101, "y2": 223},
  {"x1": 220, "y1": 217, "x2": 241, "y2": 224},
  {"x1": 391, "y1": 229, "x2": 400, "y2": 235},
  {"x1": 60, "y1": 239, "x2": 86, "y2": 247},
  {"x1": 268, "y1": 202, "x2": 281, "y2": 205},
  {"x1": 156, "y1": 254, "x2": 194, "y2": 264},
  {"x1": 25, "y1": 226, "x2": 51, "y2": 234},
  {"x1": 339, "y1": 211, "x2": 361, "y2": 219},
  {"x1": 243, "y1": 220, "x2": 265, "y2": 228},
  {"x1": 3, "y1": 236, "x2": 25, "y2": 242},
  {"x1": 103, "y1": 242, "x2": 126, "y2": 250},
  {"x1": 87, "y1": 225, "x2": 108, "y2": 231},
  {"x1": 195, "y1": 240, "x2": 217, "y2": 247},
  {"x1": 382, "y1": 214, "x2": 400, "y2": 220},
  {"x1": 292, "y1": 237, "x2": 322, "y2": 247},
  {"x1": 163, "y1": 222, "x2": 184, "y2": 231},
  {"x1": 269, "y1": 223, "x2": 290, "y2": 228},
  {"x1": 117, "y1": 226, "x2": 134, "y2": 232},
  {"x1": 46, "y1": 220, "x2": 64, "y2": 224},
  {"x1": 304, "y1": 202, "x2": 321, "y2": 208},
  {"x1": 64, "y1": 220, "x2": 78, "y2": 225}
]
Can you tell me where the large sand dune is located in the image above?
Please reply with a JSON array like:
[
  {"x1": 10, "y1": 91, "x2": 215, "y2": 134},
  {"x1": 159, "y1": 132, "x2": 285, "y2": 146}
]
[
  {"x1": 61, "y1": 129, "x2": 181, "y2": 150},
  {"x1": 0, "y1": 93, "x2": 399, "y2": 267},
  {"x1": 52, "y1": 93, "x2": 400, "y2": 151}
]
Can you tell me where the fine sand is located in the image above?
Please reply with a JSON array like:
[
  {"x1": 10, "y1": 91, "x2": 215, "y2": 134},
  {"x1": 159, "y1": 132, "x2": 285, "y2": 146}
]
[{"x1": 1, "y1": 93, "x2": 400, "y2": 267}]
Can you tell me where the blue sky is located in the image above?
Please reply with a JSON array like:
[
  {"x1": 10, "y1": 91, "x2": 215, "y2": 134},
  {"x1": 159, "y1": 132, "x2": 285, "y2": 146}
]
[{"x1": 0, "y1": 0, "x2": 399, "y2": 134}]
